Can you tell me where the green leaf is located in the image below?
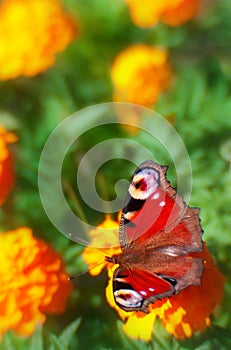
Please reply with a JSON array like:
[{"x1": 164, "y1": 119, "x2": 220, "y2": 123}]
[
  {"x1": 0, "y1": 331, "x2": 36, "y2": 350},
  {"x1": 59, "y1": 318, "x2": 81, "y2": 348},
  {"x1": 49, "y1": 335, "x2": 67, "y2": 350},
  {"x1": 152, "y1": 319, "x2": 180, "y2": 350},
  {"x1": 49, "y1": 318, "x2": 81, "y2": 350},
  {"x1": 29, "y1": 324, "x2": 44, "y2": 350},
  {"x1": 0, "y1": 333, "x2": 15, "y2": 350}
]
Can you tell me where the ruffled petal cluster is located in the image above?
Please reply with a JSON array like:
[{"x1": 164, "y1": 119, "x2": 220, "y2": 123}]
[
  {"x1": 0, "y1": 0, "x2": 78, "y2": 80},
  {"x1": 0, "y1": 126, "x2": 17, "y2": 205},
  {"x1": 0, "y1": 227, "x2": 72, "y2": 339},
  {"x1": 83, "y1": 216, "x2": 225, "y2": 341},
  {"x1": 124, "y1": 0, "x2": 200, "y2": 28},
  {"x1": 111, "y1": 44, "x2": 171, "y2": 107}
]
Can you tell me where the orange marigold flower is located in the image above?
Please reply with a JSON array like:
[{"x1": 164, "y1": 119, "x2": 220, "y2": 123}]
[
  {"x1": 83, "y1": 216, "x2": 225, "y2": 341},
  {"x1": 124, "y1": 0, "x2": 200, "y2": 28},
  {"x1": 0, "y1": 0, "x2": 78, "y2": 80},
  {"x1": 0, "y1": 227, "x2": 72, "y2": 339},
  {"x1": 0, "y1": 126, "x2": 17, "y2": 205},
  {"x1": 110, "y1": 44, "x2": 171, "y2": 108}
]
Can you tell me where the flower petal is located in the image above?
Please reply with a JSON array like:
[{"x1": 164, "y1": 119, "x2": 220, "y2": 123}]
[{"x1": 122, "y1": 311, "x2": 156, "y2": 341}]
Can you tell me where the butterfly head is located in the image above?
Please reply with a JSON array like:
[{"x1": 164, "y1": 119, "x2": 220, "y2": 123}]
[
  {"x1": 105, "y1": 255, "x2": 119, "y2": 264},
  {"x1": 129, "y1": 167, "x2": 160, "y2": 200}
]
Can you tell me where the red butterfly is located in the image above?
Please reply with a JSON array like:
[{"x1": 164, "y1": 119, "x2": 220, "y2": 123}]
[{"x1": 105, "y1": 160, "x2": 203, "y2": 313}]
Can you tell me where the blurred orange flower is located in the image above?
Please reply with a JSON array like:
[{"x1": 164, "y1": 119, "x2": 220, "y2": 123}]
[
  {"x1": 0, "y1": 126, "x2": 17, "y2": 205},
  {"x1": 0, "y1": 0, "x2": 78, "y2": 80},
  {"x1": 83, "y1": 216, "x2": 225, "y2": 341},
  {"x1": 0, "y1": 227, "x2": 72, "y2": 339},
  {"x1": 124, "y1": 0, "x2": 200, "y2": 28},
  {"x1": 110, "y1": 44, "x2": 171, "y2": 108}
]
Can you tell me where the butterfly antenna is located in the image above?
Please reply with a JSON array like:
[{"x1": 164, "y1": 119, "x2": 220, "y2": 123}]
[
  {"x1": 68, "y1": 233, "x2": 118, "y2": 257},
  {"x1": 69, "y1": 270, "x2": 88, "y2": 280},
  {"x1": 69, "y1": 260, "x2": 107, "y2": 280},
  {"x1": 68, "y1": 226, "x2": 119, "y2": 281}
]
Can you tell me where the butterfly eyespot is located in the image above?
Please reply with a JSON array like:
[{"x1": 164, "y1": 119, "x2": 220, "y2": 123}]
[
  {"x1": 134, "y1": 179, "x2": 147, "y2": 191},
  {"x1": 114, "y1": 289, "x2": 143, "y2": 308}
]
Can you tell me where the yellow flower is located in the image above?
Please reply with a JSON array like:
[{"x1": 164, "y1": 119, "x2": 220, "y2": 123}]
[
  {"x1": 83, "y1": 216, "x2": 225, "y2": 341},
  {"x1": 0, "y1": 227, "x2": 72, "y2": 339},
  {"x1": 0, "y1": 126, "x2": 17, "y2": 205},
  {"x1": 110, "y1": 44, "x2": 171, "y2": 108},
  {"x1": 0, "y1": 0, "x2": 78, "y2": 80},
  {"x1": 124, "y1": 0, "x2": 200, "y2": 28},
  {"x1": 82, "y1": 215, "x2": 121, "y2": 276}
]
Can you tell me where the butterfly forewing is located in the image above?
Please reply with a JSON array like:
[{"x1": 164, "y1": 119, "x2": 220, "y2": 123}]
[{"x1": 120, "y1": 161, "x2": 202, "y2": 253}]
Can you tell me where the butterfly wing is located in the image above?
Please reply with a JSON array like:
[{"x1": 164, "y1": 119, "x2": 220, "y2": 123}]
[
  {"x1": 119, "y1": 160, "x2": 202, "y2": 253},
  {"x1": 113, "y1": 266, "x2": 174, "y2": 313}
]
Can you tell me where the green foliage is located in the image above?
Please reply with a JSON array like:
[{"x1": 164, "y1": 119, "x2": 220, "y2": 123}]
[
  {"x1": 0, "y1": 319, "x2": 81, "y2": 350},
  {"x1": 49, "y1": 318, "x2": 81, "y2": 350},
  {"x1": 1, "y1": 0, "x2": 231, "y2": 349}
]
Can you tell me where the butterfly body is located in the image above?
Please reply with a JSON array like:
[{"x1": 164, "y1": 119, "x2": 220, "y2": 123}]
[{"x1": 107, "y1": 160, "x2": 203, "y2": 313}]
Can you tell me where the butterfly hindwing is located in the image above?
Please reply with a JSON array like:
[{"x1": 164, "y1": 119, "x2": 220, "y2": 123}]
[{"x1": 113, "y1": 266, "x2": 174, "y2": 313}]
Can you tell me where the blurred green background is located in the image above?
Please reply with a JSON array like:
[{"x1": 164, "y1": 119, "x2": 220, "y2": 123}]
[{"x1": 0, "y1": 0, "x2": 231, "y2": 349}]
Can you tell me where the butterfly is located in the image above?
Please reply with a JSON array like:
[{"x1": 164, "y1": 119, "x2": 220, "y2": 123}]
[{"x1": 105, "y1": 160, "x2": 203, "y2": 313}]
